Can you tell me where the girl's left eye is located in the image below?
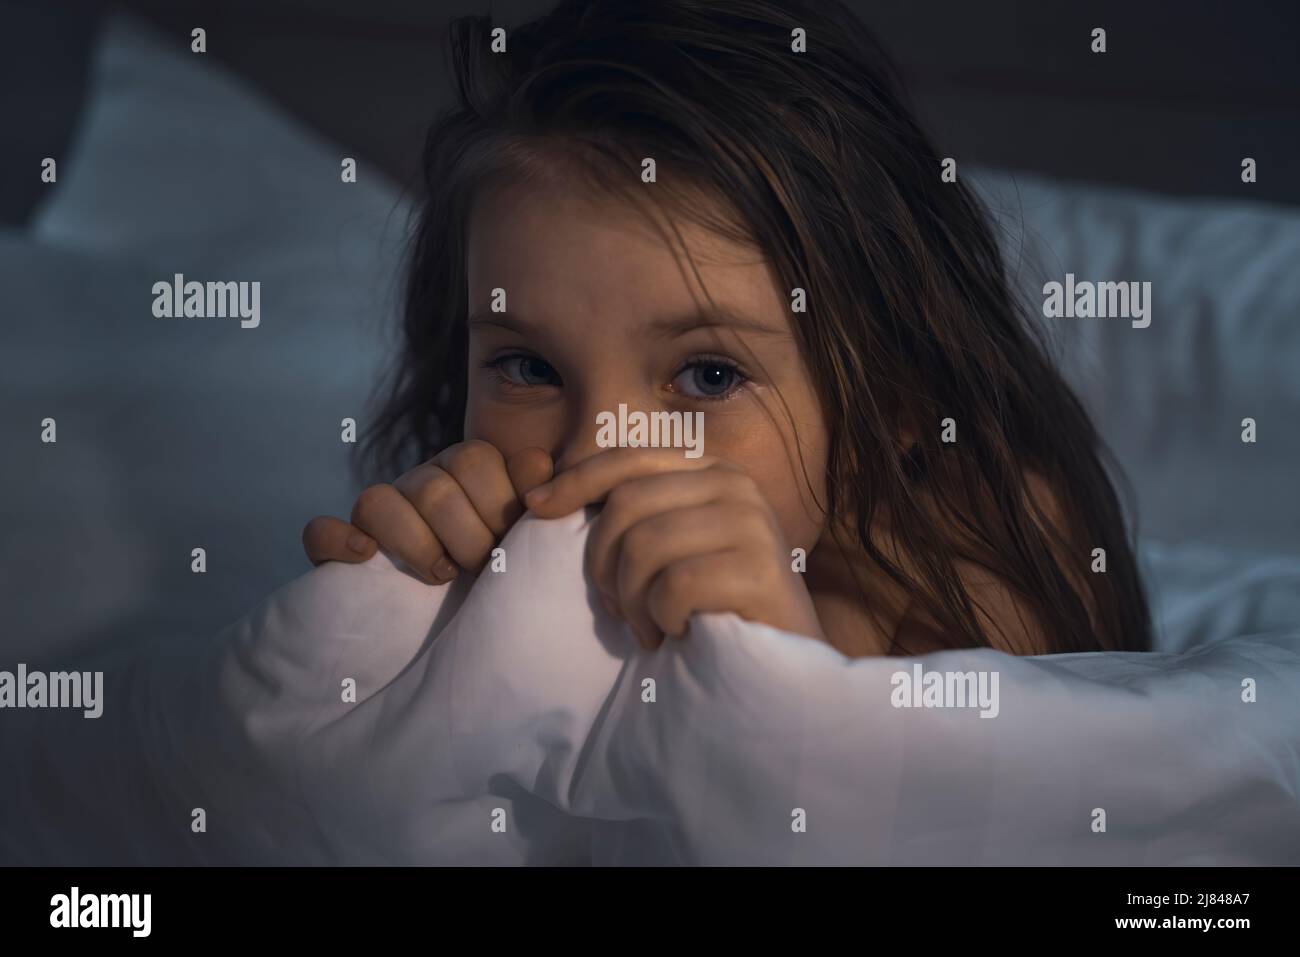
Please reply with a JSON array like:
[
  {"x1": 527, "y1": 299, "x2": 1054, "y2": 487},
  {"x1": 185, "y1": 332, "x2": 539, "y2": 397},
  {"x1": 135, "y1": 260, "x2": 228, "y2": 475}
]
[{"x1": 669, "y1": 358, "x2": 748, "y2": 401}]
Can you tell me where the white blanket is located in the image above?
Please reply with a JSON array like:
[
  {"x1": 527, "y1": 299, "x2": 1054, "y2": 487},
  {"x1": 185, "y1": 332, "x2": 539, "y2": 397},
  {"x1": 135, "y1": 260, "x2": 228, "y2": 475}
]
[{"x1": 6, "y1": 508, "x2": 1298, "y2": 865}]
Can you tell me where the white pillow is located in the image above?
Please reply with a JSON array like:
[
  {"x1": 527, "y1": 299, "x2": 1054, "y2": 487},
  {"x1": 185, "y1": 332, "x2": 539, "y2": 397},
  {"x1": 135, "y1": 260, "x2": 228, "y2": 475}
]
[
  {"x1": 34, "y1": 13, "x2": 403, "y2": 268},
  {"x1": 1, "y1": 12, "x2": 406, "y2": 661},
  {"x1": 972, "y1": 168, "x2": 1300, "y2": 555}
]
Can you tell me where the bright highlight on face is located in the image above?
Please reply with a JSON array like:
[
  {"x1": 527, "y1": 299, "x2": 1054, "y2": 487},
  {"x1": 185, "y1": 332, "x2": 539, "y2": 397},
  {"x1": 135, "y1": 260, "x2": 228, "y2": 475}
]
[{"x1": 463, "y1": 174, "x2": 830, "y2": 553}]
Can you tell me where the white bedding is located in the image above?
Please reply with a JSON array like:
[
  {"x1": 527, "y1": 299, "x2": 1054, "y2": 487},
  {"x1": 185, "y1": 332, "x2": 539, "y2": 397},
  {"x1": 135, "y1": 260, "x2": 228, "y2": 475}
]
[{"x1": 6, "y1": 508, "x2": 1299, "y2": 865}]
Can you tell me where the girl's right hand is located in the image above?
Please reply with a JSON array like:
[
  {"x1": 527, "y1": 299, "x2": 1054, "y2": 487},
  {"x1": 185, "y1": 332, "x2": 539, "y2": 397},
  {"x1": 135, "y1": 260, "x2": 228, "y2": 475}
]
[{"x1": 302, "y1": 441, "x2": 554, "y2": 584}]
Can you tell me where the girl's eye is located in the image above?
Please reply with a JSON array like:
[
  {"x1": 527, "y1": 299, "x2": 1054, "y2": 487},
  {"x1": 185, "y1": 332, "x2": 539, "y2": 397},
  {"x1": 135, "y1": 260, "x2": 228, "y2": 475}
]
[
  {"x1": 485, "y1": 354, "x2": 560, "y2": 387},
  {"x1": 670, "y1": 358, "x2": 748, "y2": 401}
]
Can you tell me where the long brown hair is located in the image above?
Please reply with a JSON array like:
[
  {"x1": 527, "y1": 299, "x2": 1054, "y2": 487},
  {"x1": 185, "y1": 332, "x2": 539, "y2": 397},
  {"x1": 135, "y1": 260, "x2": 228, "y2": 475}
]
[{"x1": 356, "y1": 0, "x2": 1151, "y2": 655}]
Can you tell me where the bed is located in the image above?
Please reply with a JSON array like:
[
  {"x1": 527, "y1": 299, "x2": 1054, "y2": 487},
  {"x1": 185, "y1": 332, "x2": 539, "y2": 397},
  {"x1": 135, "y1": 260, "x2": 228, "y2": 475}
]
[{"x1": 1, "y1": 12, "x2": 1297, "y2": 865}]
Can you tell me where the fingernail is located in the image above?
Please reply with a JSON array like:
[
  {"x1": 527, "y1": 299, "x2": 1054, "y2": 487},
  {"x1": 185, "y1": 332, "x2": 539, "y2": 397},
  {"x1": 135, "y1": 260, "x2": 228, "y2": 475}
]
[
  {"x1": 433, "y1": 558, "x2": 459, "y2": 581},
  {"x1": 526, "y1": 484, "x2": 552, "y2": 506},
  {"x1": 347, "y1": 532, "x2": 372, "y2": 555}
]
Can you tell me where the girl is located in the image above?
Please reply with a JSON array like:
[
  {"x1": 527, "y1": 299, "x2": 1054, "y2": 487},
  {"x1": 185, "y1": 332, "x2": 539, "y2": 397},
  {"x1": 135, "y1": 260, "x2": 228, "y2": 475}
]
[{"x1": 302, "y1": 0, "x2": 1151, "y2": 658}]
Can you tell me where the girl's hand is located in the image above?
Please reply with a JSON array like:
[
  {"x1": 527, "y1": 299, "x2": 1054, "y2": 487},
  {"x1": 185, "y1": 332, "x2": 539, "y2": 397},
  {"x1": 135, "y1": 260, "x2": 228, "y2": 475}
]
[
  {"x1": 302, "y1": 442, "x2": 554, "y2": 584},
  {"x1": 525, "y1": 448, "x2": 825, "y2": 649}
]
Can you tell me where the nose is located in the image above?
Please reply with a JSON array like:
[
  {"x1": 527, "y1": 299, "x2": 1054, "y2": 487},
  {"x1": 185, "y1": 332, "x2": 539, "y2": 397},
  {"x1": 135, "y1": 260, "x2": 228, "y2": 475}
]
[
  {"x1": 551, "y1": 385, "x2": 656, "y2": 474},
  {"x1": 552, "y1": 425, "x2": 602, "y2": 475}
]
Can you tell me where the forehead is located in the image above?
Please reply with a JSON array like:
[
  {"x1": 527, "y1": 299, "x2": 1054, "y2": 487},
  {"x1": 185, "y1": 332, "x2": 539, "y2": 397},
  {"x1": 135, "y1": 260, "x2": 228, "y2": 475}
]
[{"x1": 466, "y1": 176, "x2": 784, "y2": 327}]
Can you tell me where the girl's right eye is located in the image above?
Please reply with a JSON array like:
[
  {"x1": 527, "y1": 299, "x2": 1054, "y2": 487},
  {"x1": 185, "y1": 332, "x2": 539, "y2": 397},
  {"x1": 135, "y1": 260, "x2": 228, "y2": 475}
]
[{"x1": 483, "y1": 353, "x2": 561, "y2": 388}]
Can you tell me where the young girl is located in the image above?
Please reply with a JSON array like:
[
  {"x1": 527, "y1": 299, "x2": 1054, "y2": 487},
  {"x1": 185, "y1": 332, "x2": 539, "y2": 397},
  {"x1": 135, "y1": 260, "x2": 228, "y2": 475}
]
[{"x1": 302, "y1": 0, "x2": 1151, "y2": 658}]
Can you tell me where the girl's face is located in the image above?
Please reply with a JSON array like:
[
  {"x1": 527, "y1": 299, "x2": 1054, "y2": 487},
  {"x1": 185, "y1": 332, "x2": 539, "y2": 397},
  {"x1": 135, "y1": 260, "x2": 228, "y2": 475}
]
[{"x1": 464, "y1": 176, "x2": 830, "y2": 553}]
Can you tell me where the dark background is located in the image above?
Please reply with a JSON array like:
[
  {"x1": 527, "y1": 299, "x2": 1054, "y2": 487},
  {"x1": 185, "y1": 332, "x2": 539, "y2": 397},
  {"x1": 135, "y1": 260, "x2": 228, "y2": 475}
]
[{"x1": 4, "y1": 0, "x2": 1298, "y2": 227}]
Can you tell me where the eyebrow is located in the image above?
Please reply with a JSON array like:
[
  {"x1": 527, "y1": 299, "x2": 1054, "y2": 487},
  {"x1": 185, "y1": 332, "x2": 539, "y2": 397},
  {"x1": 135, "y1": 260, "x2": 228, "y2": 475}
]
[{"x1": 467, "y1": 307, "x2": 791, "y2": 340}]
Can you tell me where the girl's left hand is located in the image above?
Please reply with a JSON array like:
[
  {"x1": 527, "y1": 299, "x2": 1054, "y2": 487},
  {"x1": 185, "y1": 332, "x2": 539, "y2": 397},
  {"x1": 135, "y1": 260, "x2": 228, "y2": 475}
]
[{"x1": 524, "y1": 448, "x2": 826, "y2": 649}]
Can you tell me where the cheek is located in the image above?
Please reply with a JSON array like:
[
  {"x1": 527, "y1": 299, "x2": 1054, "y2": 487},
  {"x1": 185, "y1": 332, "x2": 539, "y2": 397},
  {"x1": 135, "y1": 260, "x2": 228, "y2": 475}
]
[
  {"x1": 784, "y1": 432, "x2": 831, "y2": 551},
  {"x1": 465, "y1": 396, "x2": 566, "y2": 466},
  {"x1": 717, "y1": 428, "x2": 828, "y2": 552},
  {"x1": 761, "y1": 462, "x2": 827, "y2": 553},
  {"x1": 462, "y1": 398, "x2": 485, "y2": 442},
  {"x1": 463, "y1": 399, "x2": 520, "y2": 453}
]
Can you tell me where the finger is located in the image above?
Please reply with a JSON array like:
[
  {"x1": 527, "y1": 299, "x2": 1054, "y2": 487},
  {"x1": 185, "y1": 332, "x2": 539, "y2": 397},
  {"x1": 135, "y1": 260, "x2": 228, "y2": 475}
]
[
  {"x1": 586, "y1": 467, "x2": 752, "y2": 600},
  {"x1": 525, "y1": 447, "x2": 721, "y2": 517},
  {"x1": 302, "y1": 515, "x2": 377, "y2": 566},
  {"x1": 612, "y1": 504, "x2": 765, "y2": 646},
  {"x1": 351, "y1": 483, "x2": 457, "y2": 584},
  {"x1": 393, "y1": 464, "x2": 497, "y2": 573},
  {"x1": 433, "y1": 440, "x2": 519, "y2": 537},
  {"x1": 506, "y1": 446, "x2": 555, "y2": 501},
  {"x1": 644, "y1": 549, "x2": 753, "y2": 645}
]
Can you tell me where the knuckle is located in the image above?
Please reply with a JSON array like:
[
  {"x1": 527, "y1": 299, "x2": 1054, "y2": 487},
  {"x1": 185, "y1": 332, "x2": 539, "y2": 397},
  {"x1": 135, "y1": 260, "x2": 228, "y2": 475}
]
[
  {"x1": 649, "y1": 570, "x2": 692, "y2": 636},
  {"x1": 660, "y1": 561, "x2": 694, "y2": 595},
  {"x1": 734, "y1": 501, "x2": 774, "y2": 540},
  {"x1": 352, "y1": 484, "x2": 398, "y2": 525},
  {"x1": 415, "y1": 467, "x2": 461, "y2": 509},
  {"x1": 733, "y1": 504, "x2": 769, "y2": 548},
  {"x1": 622, "y1": 520, "x2": 655, "y2": 557},
  {"x1": 710, "y1": 456, "x2": 744, "y2": 477},
  {"x1": 718, "y1": 464, "x2": 758, "y2": 495},
  {"x1": 645, "y1": 597, "x2": 673, "y2": 635},
  {"x1": 445, "y1": 439, "x2": 503, "y2": 475}
]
